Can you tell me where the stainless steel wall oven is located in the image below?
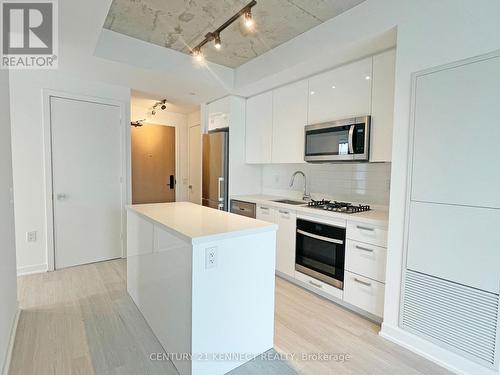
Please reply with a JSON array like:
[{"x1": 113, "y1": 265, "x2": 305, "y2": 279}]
[{"x1": 295, "y1": 218, "x2": 346, "y2": 289}]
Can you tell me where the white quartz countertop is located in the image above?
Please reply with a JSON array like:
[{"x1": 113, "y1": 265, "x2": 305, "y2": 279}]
[
  {"x1": 127, "y1": 202, "x2": 277, "y2": 244},
  {"x1": 232, "y1": 195, "x2": 389, "y2": 227}
]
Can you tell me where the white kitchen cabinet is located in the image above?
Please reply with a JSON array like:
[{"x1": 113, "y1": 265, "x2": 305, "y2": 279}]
[
  {"x1": 345, "y1": 240, "x2": 387, "y2": 283},
  {"x1": 256, "y1": 204, "x2": 296, "y2": 277},
  {"x1": 245, "y1": 91, "x2": 273, "y2": 163},
  {"x1": 207, "y1": 97, "x2": 230, "y2": 131},
  {"x1": 346, "y1": 220, "x2": 388, "y2": 248},
  {"x1": 308, "y1": 57, "x2": 372, "y2": 124},
  {"x1": 370, "y1": 49, "x2": 396, "y2": 162},
  {"x1": 344, "y1": 271, "x2": 385, "y2": 317},
  {"x1": 272, "y1": 80, "x2": 308, "y2": 163},
  {"x1": 256, "y1": 204, "x2": 274, "y2": 222},
  {"x1": 274, "y1": 208, "x2": 297, "y2": 277}
]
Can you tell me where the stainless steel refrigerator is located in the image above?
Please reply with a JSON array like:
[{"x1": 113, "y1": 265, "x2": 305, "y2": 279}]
[{"x1": 202, "y1": 130, "x2": 229, "y2": 211}]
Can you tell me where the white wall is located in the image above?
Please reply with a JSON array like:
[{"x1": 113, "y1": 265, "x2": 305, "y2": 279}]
[
  {"x1": 0, "y1": 70, "x2": 18, "y2": 373},
  {"x1": 261, "y1": 163, "x2": 391, "y2": 206},
  {"x1": 131, "y1": 104, "x2": 190, "y2": 202},
  {"x1": 187, "y1": 110, "x2": 201, "y2": 127},
  {"x1": 9, "y1": 70, "x2": 131, "y2": 275},
  {"x1": 231, "y1": 1, "x2": 500, "y2": 374}
]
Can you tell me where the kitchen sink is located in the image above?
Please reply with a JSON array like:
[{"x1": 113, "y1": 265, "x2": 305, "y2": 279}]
[{"x1": 272, "y1": 199, "x2": 306, "y2": 205}]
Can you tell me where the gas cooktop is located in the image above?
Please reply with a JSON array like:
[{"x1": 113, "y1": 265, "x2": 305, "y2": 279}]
[{"x1": 307, "y1": 199, "x2": 371, "y2": 214}]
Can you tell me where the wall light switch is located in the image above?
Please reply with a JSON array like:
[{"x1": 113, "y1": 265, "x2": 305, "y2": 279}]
[
  {"x1": 205, "y1": 247, "x2": 217, "y2": 269},
  {"x1": 27, "y1": 231, "x2": 37, "y2": 242}
]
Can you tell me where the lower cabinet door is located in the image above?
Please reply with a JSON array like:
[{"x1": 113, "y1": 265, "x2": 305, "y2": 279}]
[
  {"x1": 256, "y1": 205, "x2": 275, "y2": 222},
  {"x1": 275, "y1": 208, "x2": 296, "y2": 277},
  {"x1": 343, "y1": 271, "x2": 385, "y2": 317}
]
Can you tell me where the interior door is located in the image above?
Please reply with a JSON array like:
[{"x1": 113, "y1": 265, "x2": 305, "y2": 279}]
[
  {"x1": 131, "y1": 123, "x2": 176, "y2": 204},
  {"x1": 51, "y1": 97, "x2": 123, "y2": 269},
  {"x1": 188, "y1": 125, "x2": 201, "y2": 204}
]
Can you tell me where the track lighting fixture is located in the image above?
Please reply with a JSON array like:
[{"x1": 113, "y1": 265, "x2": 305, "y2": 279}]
[
  {"x1": 193, "y1": 48, "x2": 204, "y2": 62},
  {"x1": 131, "y1": 119, "x2": 145, "y2": 127},
  {"x1": 191, "y1": 0, "x2": 257, "y2": 61},
  {"x1": 243, "y1": 9, "x2": 254, "y2": 28},
  {"x1": 214, "y1": 33, "x2": 222, "y2": 50},
  {"x1": 152, "y1": 99, "x2": 167, "y2": 111}
]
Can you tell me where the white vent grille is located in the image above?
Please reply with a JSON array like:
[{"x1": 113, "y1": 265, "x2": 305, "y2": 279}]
[{"x1": 402, "y1": 270, "x2": 499, "y2": 367}]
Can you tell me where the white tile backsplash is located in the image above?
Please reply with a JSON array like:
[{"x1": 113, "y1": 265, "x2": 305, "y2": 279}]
[{"x1": 262, "y1": 163, "x2": 391, "y2": 206}]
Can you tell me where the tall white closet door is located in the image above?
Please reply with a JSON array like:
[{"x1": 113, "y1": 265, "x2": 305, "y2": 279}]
[{"x1": 51, "y1": 97, "x2": 123, "y2": 269}]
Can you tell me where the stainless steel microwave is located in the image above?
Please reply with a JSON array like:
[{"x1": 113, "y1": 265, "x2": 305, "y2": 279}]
[{"x1": 304, "y1": 116, "x2": 370, "y2": 162}]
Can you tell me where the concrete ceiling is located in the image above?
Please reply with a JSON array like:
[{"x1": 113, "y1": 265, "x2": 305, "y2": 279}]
[{"x1": 103, "y1": 0, "x2": 366, "y2": 68}]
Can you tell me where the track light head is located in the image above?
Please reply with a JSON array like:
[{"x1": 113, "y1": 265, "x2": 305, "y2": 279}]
[
  {"x1": 192, "y1": 48, "x2": 204, "y2": 62},
  {"x1": 214, "y1": 33, "x2": 222, "y2": 50},
  {"x1": 243, "y1": 9, "x2": 254, "y2": 28}
]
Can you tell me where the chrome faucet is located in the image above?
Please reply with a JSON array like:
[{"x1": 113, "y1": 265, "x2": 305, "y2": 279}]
[{"x1": 289, "y1": 171, "x2": 311, "y2": 201}]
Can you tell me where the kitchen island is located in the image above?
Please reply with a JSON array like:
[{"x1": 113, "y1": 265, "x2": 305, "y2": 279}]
[{"x1": 126, "y1": 202, "x2": 277, "y2": 375}]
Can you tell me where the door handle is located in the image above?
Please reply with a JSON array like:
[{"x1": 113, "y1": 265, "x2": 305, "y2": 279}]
[
  {"x1": 296, "y1": 229, "x2": 343, "y2": 245},
  {"x1": 355, "y1": 245, "x2": 374, "y2": 252},
  {"x1": 356, "y1": 225, "x2": 375, "y2": 232},
  {"x1": 348, "y1": 124, "x2": 355, "y2": 154},
  {"x1": 188, "y1": 185, "x2": 193, "y2": 189},
  {"x1": 56, "y1": 194, "x2": 67, "y2": 201},
  {"x1": 354, "y1": 278, "x2": 372, "y2": 287},
  {"x1": 169, "y1": 175, "x2": 175, "y2": 189},
  {"x1": 218, "y1": 177, "x2": 224, "y2": 202},
  {"x1": 309, "y1": 280, "x2": 323, "y2": 288}
]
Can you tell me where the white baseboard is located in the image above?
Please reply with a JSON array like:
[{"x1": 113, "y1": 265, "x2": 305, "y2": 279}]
[
  {"x1": 2, "y1": 308, "x2": 20, "y2": 375},
  {"x1": 380, "y1": 323, "x2": 499, "y2": 375},
  {"x1": 17, "y1": 263, "x2": 47, "y2": 276}
]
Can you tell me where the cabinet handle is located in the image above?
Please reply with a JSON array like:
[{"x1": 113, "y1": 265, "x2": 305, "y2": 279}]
[
  {"x1": 354, "y1": 278, "x2": 372, "y2": 287},
  {"x1": 356, "y1": 225, "x2": 375, "y2": 231},
  {"x1": 309, "y1": 280, "x2": 323, "y2": 288},
  {"x1": 259, "y1": 206, "x2": 269, "y2": 210},
  {"x1": 355, "y1": 245, "x2": 374, "y2": 252},
  {"x1": 278, "y1": 210, "x2": 289, "y2": 215}
]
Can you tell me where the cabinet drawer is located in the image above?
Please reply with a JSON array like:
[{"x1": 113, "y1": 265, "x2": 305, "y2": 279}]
[
  {"x1": 345, "y1": 240, "x2": 387, "y2": 283},
  {"x1": 347, "y1": 221, "x2": 388, "y2": 247},
  {"x1": 295, "y1": 271, "x2": 343, "y2": 300},
  {"x1": 256, "y1": 205, "x2": 274, "y2": 223},
  {"x1": 343, "y1": 271, "x2": 385, "y2": 317}
]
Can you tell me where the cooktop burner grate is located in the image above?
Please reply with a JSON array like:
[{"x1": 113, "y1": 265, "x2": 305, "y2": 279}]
[{"x1": 307, "y1": 199, "x2": 371, "y2": 214}]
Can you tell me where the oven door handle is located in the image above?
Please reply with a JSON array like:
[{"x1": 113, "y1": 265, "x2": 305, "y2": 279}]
[{"x1": 297, "y1": 229, "x2": 343, "y2": 245}]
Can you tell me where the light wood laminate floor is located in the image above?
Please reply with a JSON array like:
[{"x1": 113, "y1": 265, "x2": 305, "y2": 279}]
[{"x1": 10, "y1": 259, "x2": 450, "y2": 375}]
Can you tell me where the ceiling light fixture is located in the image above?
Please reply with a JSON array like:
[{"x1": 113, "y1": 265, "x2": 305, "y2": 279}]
[
  {"x1": 153, "y1": 99, "x2": 168, "y2": 111},
  {"x1": 191, "y1": 0, "x2": 257, "y2": 61},
  {"x1": 243, "y1": 9, "x2": 254, "y2": 28},
  {"x1": 214, "y1": 33, "x2": 222, "y2": 50},
  {"x1": 193, "y1": 48, "x2": 204, "y2": 62}
]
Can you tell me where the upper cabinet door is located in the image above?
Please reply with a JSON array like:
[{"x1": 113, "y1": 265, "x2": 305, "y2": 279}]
[
  {"x1": 245, "y1": 91, "x2": 273, "y2": 164},
  {"x1": 308, "y1": 57, "x2": 372, "y2": 124},
  {"x1": 272, "y1": 80, "x2": 308, "y2": 163},
  {"x1": 208, "y1": 97, "x2": 230, "y2": 131},
  {"x1": 370, "y1": 50, "x2": 396, "y2": 162}
]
